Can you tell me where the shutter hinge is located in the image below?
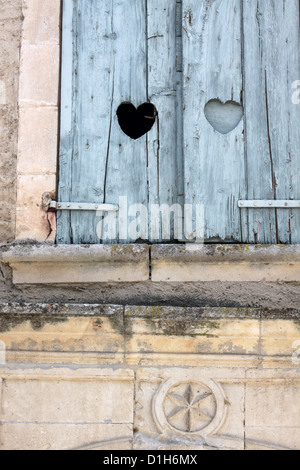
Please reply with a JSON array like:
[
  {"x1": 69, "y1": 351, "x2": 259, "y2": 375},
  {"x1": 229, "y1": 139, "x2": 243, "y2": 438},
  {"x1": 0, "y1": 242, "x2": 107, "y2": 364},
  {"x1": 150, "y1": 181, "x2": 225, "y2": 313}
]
[
  {"x1": 238, "y1": 200, "x2": 300, "y2": 208},
  {"x1": 49, "y1": 201, "x2": 119, "y2": 212}
]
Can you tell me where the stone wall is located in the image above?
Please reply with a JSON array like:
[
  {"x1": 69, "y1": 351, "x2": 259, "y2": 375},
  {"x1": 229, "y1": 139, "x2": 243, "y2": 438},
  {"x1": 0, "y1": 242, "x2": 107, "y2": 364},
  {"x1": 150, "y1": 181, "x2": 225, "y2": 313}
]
[
  {"x1": 0, "y1": 0, "x2": 299, "y2": 311},
  {"x1": 0, "y1": 0, "x2": 22, "y2": 243},
  {"x1": 0, "y1": 0, "x2": 299, "y2": 452},
  {"x1": 0, "y1": 304, "x2": 300, "y2": 450}
]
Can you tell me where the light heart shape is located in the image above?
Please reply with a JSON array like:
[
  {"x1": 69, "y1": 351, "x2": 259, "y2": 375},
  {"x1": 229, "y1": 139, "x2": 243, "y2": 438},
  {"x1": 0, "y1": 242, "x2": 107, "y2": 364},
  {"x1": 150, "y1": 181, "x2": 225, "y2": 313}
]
[{"x1": 204, "y1": 99, "x2": 244, "y2": 135}]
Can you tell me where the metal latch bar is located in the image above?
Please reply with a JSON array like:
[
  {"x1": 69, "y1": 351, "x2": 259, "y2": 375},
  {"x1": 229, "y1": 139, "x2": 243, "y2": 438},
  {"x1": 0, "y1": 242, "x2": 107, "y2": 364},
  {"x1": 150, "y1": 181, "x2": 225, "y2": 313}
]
[
  {"x1": 50, "y1": 201, "x2": 119, "y2": 211},
  {"x1": 238, "y1": 200, "x2": 300, "y2": 208}
]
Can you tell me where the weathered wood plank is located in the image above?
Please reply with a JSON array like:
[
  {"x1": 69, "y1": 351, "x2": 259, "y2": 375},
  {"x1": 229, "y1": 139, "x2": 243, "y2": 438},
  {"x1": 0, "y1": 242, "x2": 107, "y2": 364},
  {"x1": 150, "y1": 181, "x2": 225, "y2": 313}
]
[
  {"x1": 243, "y1": 0, "x2": 300, "y2": 244},
  {"x1": 58, "y1": 0, "x2": 148, "y2": 244},
  {"x1": 147, "y1": 0, "x2": 179, "y2": 241},
  {"x1": 175, "y1": 0, "x2": 184, "y2": 212},
  {"x1": 58, "y1": 0, "x2": 183, "y2": 244},
  {"x1": 56, "y1": 0, "x2": 74, "y2": 244},
  {"x1": 182, "y1": 0, "x2": 245, "y2": 242},
  {"x1": 101, "y1": 0, "x2": 148, "y2": 244},
  {"x1": 58, "y1": 0, "x2": 299, "y2": 245}
]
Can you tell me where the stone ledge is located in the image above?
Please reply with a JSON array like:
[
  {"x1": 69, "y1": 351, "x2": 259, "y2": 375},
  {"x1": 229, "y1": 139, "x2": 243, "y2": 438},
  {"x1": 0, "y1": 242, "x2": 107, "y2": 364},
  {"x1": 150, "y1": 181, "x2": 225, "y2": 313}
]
[
  {"x1": 0, "y1": 244, "x2": 149, "y2": 284},
  {"x1": 0, "y1": 366, "x2": 134, "y2": 382},
  {"x1": 1, "y1": 243, "x2": 300, "y2": 284},
  {"x1": 0, "y1": 303, "x2": 299, "y2": 368},
  {"x1": 151, "y1": 244, "x2": 300, "y2": 282},
  {"x1": 0, "y1": 302, "x2": 299, "y2": 319}
]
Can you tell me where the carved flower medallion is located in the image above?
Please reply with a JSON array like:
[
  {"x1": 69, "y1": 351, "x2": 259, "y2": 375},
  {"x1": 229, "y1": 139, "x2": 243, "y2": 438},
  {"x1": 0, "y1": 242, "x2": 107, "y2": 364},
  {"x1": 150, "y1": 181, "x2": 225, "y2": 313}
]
[
  {"x1": 152, "y1": 376, "x2": 227, "y2": 438},
  {"x1": 163, "y1": 382, "x2": 217, "y2": 433}
]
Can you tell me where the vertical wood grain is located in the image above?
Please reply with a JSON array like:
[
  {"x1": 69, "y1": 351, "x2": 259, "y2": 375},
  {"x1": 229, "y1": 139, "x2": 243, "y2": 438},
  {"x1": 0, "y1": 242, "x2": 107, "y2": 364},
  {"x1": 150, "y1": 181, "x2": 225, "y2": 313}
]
[
  {"x1": 58, "y1": 0, "x2": 300, "y2": 245},
  {"x1": 58, "y1": 0, "x2": 181, "y2": 244},
  {"x1": 182, "y1": 0, "x2": 245, "y2": 242},
  {"x1": 243, "y1": 0, "x2": 300, "y2": 243},
  {"x1": 100, "y1": 0, "x2": 148, "y2": 243},
  {"x1": 58, "y1": 0, "x2": 148, "y2": 243},
  {"x1": 57, "y1": 0, "x2": 74, "y2": 244},
  {"x1": 147, "y1": 0, "x2": 178, "y2": 241}
]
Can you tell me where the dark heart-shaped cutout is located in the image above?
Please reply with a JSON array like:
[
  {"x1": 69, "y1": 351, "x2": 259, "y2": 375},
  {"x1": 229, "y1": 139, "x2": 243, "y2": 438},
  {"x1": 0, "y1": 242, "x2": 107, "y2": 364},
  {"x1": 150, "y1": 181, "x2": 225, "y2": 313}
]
[
  {"x1": 117, "y1": 102, "x2": 157, "y2": 140},
  {"x1": 204, "y1": 99, "x2": 244, "y2": 134}
]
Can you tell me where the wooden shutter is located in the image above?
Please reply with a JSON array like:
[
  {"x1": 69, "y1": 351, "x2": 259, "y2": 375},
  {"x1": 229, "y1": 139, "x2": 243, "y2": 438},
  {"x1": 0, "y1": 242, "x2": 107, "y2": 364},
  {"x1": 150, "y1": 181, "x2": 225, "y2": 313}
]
[
  {"x1": 58, "y1": 0, "x2": 300, "y2": 244},
  {"x1": 183, "y1": 0, "x2": 300, "y2": 243},
  {"x1": 57, "y1": 0, "x2": 180, "y2": 244}
]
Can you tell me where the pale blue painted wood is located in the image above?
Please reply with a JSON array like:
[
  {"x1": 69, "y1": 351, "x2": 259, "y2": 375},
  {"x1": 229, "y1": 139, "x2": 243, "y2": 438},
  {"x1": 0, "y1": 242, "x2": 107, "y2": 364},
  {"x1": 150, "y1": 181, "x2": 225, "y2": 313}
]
[
  {"x1": 60, "y1": 0, "x2": 148, "y2": 244},
  {"x1": 182, "y1": 0, "x2": 245, "y2": 242},
  {"x1": 147, "y1": 0, "x2": 178, "y2": 242},
  {"x1": 58, "y1": 0, "x2": 300, "y2": 245},
  {"x1": 182, "y1": 0, "x2": 300, "y2": 244},
  {"x1": 56, "y1": 0, "x2": 74, "y2": 244},
  {"x1": 58, "y1": 0, "x2": 181, "y2": 244},
  {"x1": 243, "y1": 0, "x2": 300, "y2": 243}
]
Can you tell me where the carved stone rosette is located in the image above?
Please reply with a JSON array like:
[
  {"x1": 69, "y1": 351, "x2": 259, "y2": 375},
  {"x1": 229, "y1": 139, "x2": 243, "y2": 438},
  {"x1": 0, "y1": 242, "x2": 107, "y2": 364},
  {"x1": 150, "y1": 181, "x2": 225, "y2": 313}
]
[{"x1": 152, "y1": 375, "x2": 228, "y2": 439}]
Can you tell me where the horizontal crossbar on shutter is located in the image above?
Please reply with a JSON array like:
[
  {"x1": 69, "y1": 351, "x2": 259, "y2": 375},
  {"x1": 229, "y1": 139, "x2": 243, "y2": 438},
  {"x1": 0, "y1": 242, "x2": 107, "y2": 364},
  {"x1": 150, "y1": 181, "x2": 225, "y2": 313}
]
[
  {"x1": 50, "y1": 202, "x2": 119, "y2": 211},
  {"x1": 238, "y1": 200, "x2": 300, "y2": 208}
]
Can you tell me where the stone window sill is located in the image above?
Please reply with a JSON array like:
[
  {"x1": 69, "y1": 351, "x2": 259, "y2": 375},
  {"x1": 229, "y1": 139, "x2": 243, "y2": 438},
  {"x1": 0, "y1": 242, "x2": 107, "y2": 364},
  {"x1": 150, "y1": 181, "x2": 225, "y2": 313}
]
[{"x1": 0, "y1": 244, "x2": 300, "y2": 285}]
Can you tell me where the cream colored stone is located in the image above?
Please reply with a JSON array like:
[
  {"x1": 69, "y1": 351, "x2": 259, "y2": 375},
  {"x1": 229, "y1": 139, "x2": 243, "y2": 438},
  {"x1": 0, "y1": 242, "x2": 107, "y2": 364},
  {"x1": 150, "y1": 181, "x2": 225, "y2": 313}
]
[
  {"x1": 0, "y1": 317, "x2": 125, "y2": 360},
  {"x1": 245, "y1": 427, "x2": 300, "y2": 451},
  {"x1": 16, "y1": 0, "x2": 60, "y2": 242},
  {"x1": 1, "y1": 304, "x2": 300, "y2": 450},
  {"x1": 126, "y1": 353, "x2": 260, "y2": 368},
  {"x1": 11, "y1": 261, "x2": 149, "y2": 284},
  {"x1": 17, "y1": 107, "x2": 58, "y2": 175},
  {"x1": 260, "y1": 355, "x2": 300, "y2": 369},
  {"x1": 6, "y1": 351, "x2": 125, "y2": 366},
  {"x1": 0, "y1": 80, "x2": 6, "y2": 105},
  {"x1": 152, "y1": 261, "x2": 300, "y2": 282},
  {"x1": 0, "y1": 423, "x2": 133, "y2": 451},
  {"x1": 1, "y1": 330, "x2": 124, "y2": 357},
  {"x1": 125, "y1": 318, "x2": 261, "y2": 356},
  {"x1": 22, "y1": 0, "x2": 61, "y2": 45},
  {"x1": 0, "y1": 368, "x2": 134, "y2": 450},
  {"x1": 0, "y1": 305, "x2": 125, "y2": 364},
  {"x1": 15, "y1": 174, "x2": 56, "y2": 241},
  {"x1": 260, "y1": 320, "x2": 300, "y2": 357},
  {"x1": 0, "y1": 303, "x2": 298, "y2": 368},
  {"x1": 3, "y1": 244, "x2": 150, "y2": 283},
  {"x1": 245, "y1": 381, "x2": 300, "y2": 428},
  {"x1": 2, "y1": 379, "x2": 133, "y2": 424},
  {"x1": 151, "y1": 245, "x2": 300, "y2": 282},
  {"x1": 19, "y1": 44, "x2": 60, "y2": 106},
  {"x1": 134, "y1": 367, "x2": 300, "y2": 450},
  {"x1": 134, "y1": 368, "x2": 246, "y2": 450}
]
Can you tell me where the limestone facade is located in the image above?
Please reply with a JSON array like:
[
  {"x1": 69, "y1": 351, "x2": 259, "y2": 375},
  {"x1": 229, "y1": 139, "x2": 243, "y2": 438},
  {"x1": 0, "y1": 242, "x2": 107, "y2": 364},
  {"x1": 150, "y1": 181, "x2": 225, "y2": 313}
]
[
  {"x1": 0, "y1": 304, "x2": 299, "y2": 450},
  {"x1": 0, "y1": 0, "x2": 299, "y2": 452}
]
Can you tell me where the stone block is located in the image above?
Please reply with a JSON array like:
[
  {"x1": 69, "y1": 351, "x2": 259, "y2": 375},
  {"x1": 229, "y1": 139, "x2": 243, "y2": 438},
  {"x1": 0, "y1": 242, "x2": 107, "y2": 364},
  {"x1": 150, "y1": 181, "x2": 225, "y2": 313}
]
[
  {"x1": 0, "y1": 423, "x2": 133, "y2": 451},
  {"x1": 15, "y1": 174, "x2": 56, "y2": 242},
  {"x1": 2, "y1": 379, "x2": 132, "y2": 424},
  {"x1": 245, "y1": 372, "x2": 300, "y2": 428},
  {"x1": 151, "y1": 245, "x2": 300, "y2": 282},
  {"x1": 2, "y1": 244, "x2": 150, "y2": 283},
  {"x1": 260, "y1": 319, "x2": 300, "y2": 357},
  {"x1": 22, "y1": 0, "x2": 61, "y2": 45},
  {"x1": 124, "y1": 306, "x2": 260, "y2": 357},
  {"x1": 0, "y1": 367, "x2": 134, "y2": 450},
  {"x1": 19, "y1": 44, "x2": 60, "y2": 107},
  {"x1": 0, "y1": 303, "x2": 125, "y2": 365},
  {"x1": 17, "y1": 107, "x2": 58, "y2": 175},
  {"x1": 245, "y1": 427, "x2": 300, "y2": 451},
  {"x1": 134, "y1": 368, "x2": 246, "y2": 450},
  {"x1": 0, "y1": 80, "x2": 6, "y2": 105}
]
